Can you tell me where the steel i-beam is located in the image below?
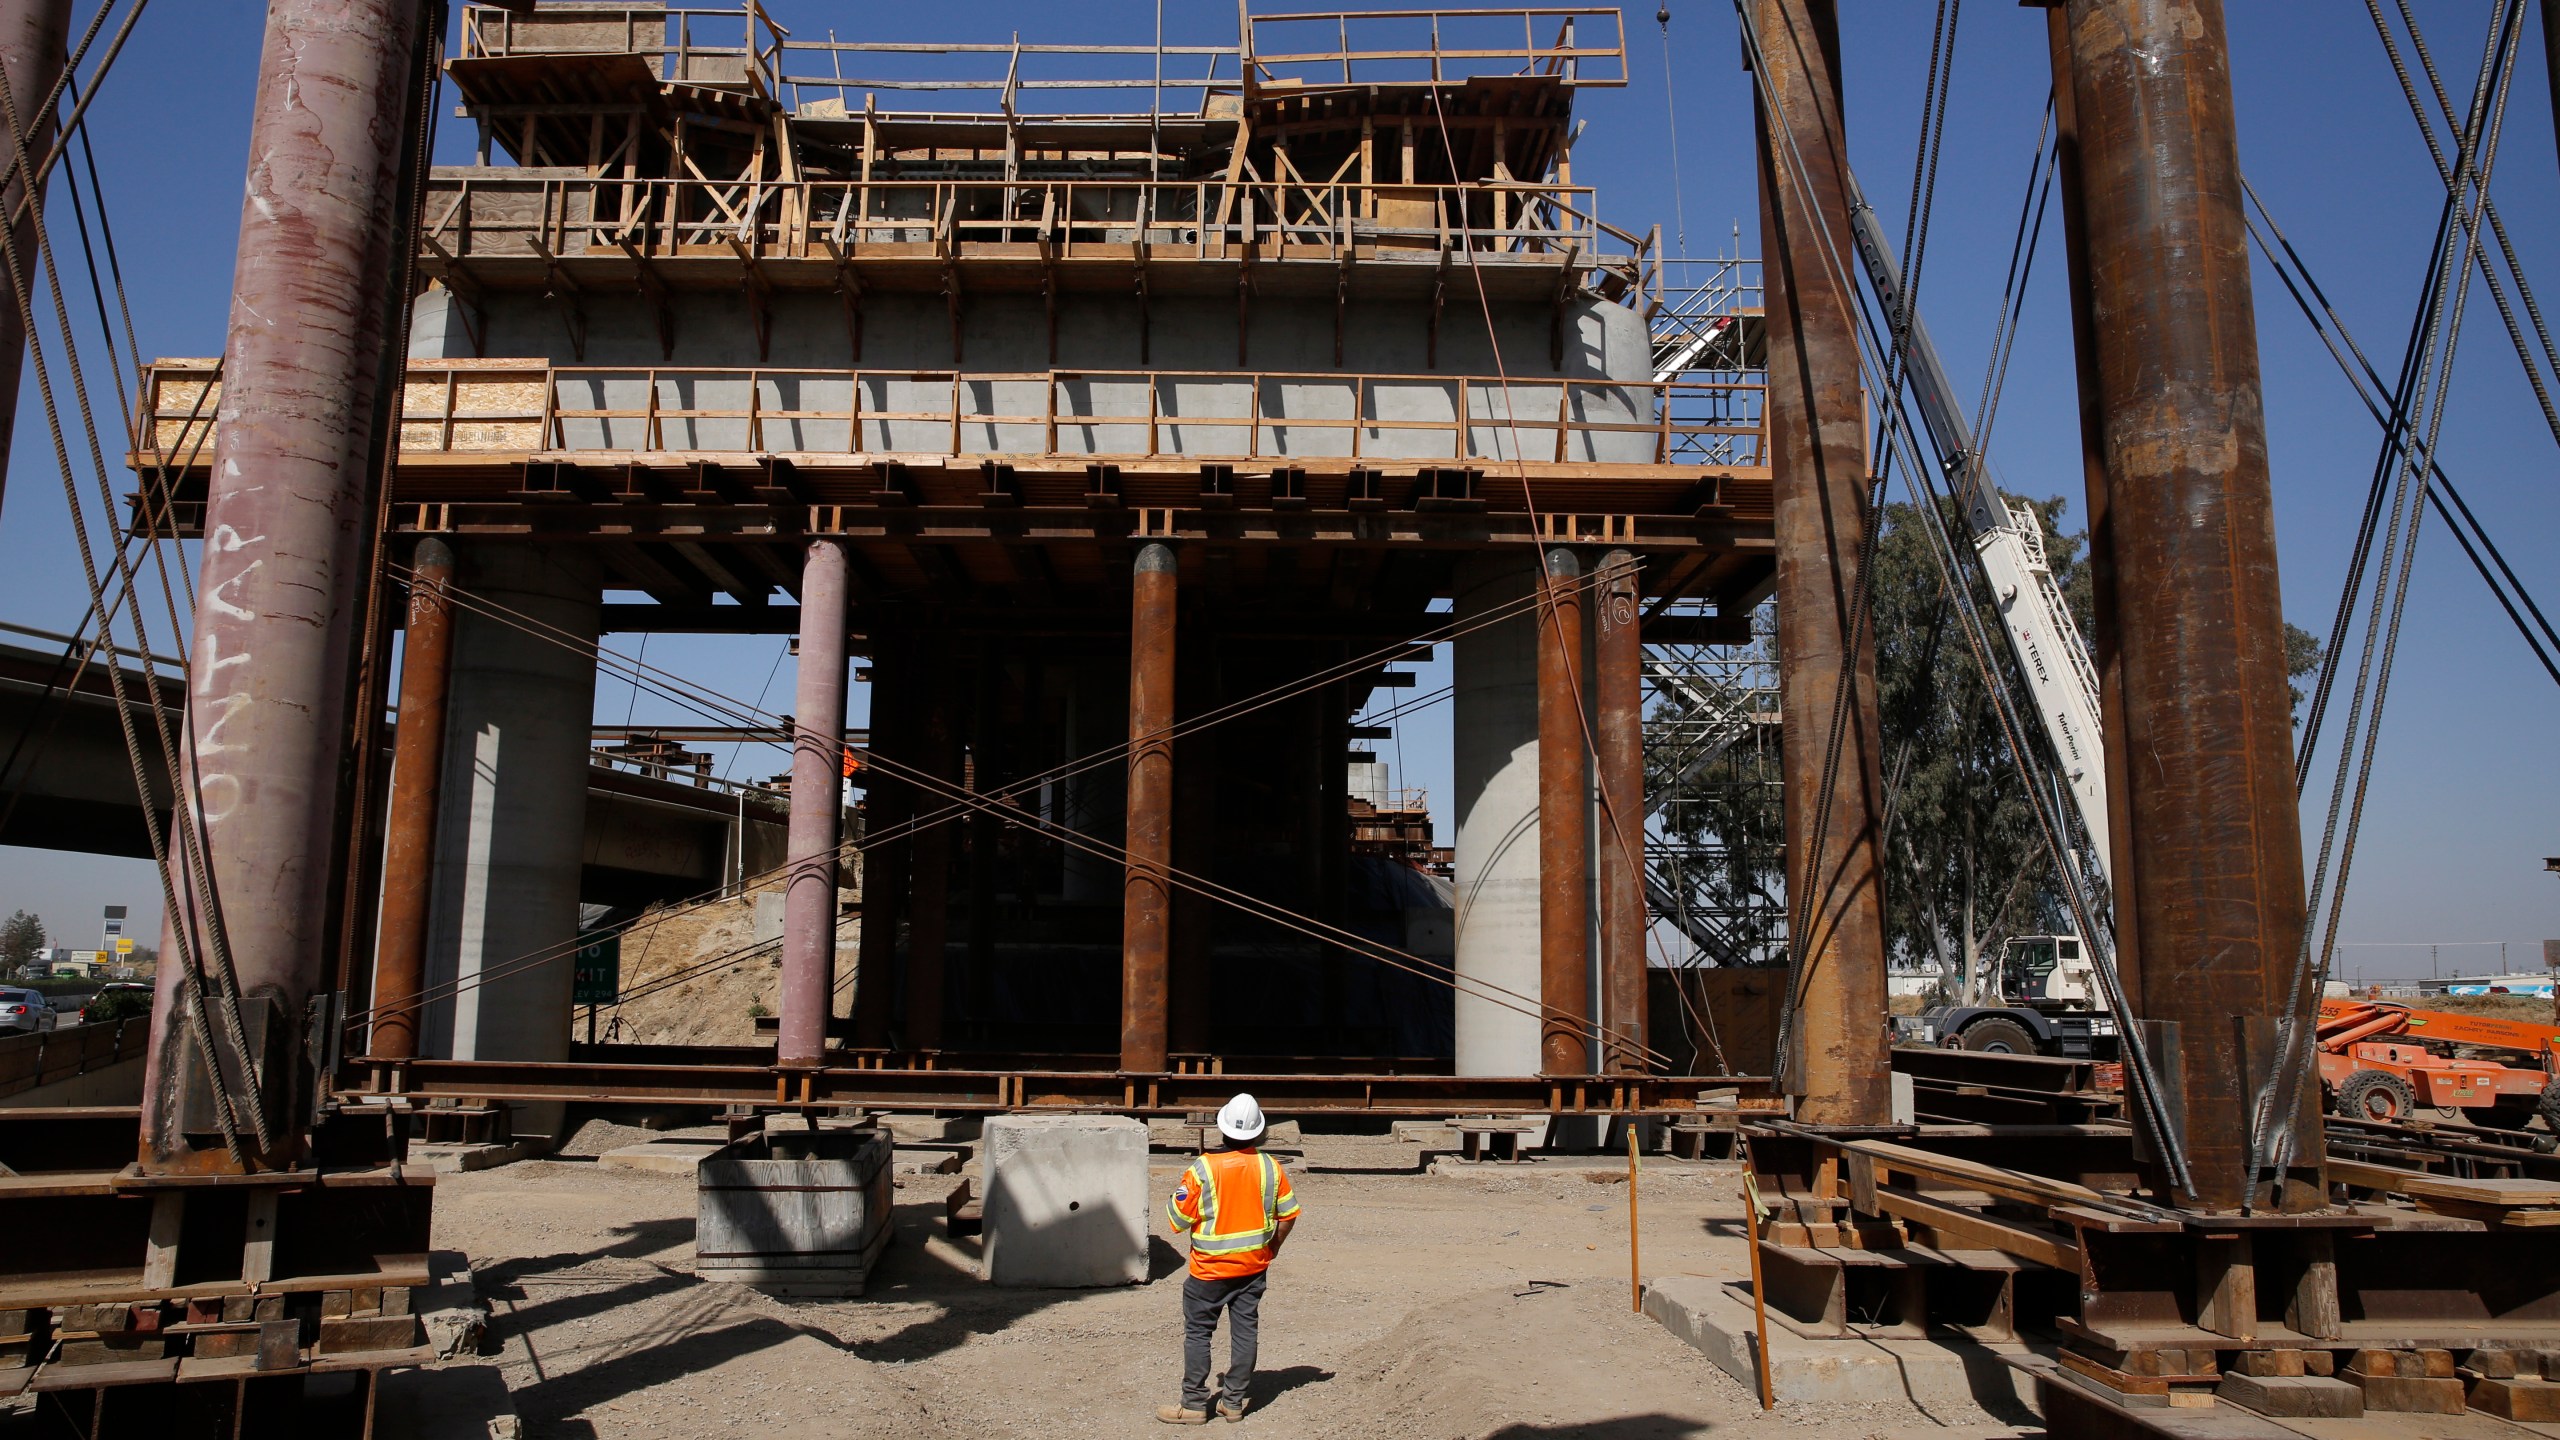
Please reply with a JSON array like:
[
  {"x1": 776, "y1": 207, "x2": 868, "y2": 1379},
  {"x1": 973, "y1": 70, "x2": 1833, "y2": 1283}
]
[
  {"x1": 780, "y1": 538, "x2": 851, "y2": 1068},
  {"x1": 1122, "y1": 541, "x2": 1177, "y2": 1072},
  {"x1": 0, "y1": 0, "x2": 66, "y2": 523},
  {"x1": 1754, "y1": 0, "x2": 1892, "y2": 1125},
  {"x1": 369, "y1": 536, "x2": 456, "y2": 1062},
  {"x1": 1538, "y1": 545, "x2": 1593, "y2": 1075},
  {"x1": 144, "y1": 0, "x2": 429, "y2": 1174},
  {"x1": 1595, "y1": 547, "x2": 1647, "y2": 1072},
  {"x1": 2051, "y1": 0, "x2": 2319, "y2": 1211}
]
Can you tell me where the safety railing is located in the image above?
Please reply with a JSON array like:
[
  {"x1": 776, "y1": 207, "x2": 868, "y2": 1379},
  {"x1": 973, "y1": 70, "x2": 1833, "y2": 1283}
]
[
  {"x1": 1247, "y1": 8, "x2": 1626, "y2": 88},
  {"x1": 135, "y1": 360, "x2": 1763, "y2": 472},
  {"x1": 458, "y1": 2, "x2": 785, "y2": 98},
  {"x1": 420, "y1": 171, "x2": 1642, "y2": 273}
]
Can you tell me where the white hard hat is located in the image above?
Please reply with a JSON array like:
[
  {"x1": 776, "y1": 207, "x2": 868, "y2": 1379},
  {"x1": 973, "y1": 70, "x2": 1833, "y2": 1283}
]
[{"x1": 1217, "y1": 1093, "x2": 1267, "y2": 1143}]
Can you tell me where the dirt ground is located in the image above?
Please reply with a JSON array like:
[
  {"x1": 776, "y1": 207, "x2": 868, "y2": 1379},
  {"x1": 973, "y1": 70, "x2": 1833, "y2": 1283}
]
[{"x1": 413, "y1": 1130, "x2": 2040, "y2": 1440}]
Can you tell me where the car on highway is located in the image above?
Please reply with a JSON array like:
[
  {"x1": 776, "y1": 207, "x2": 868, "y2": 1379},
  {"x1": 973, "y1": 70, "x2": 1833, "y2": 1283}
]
[
  {"x1": 0, "y1": 986, "x2": 58, "y2": 1036},
  {"x1": 78, "y1": 983, "x2": 152, "y2": 1025}
]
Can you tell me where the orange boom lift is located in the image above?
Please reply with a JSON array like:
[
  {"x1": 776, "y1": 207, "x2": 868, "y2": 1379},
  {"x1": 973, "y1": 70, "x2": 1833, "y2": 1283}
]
[{"x1": 2316, "y1": 997, "x2": 2560, "y2": 1132}]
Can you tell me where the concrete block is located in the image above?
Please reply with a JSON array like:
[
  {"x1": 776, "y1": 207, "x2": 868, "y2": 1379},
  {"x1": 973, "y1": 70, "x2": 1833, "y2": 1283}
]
[
  {"x1": 1641, "y1": 1275, "x2": 2035, "y2": 1412},
  {"x1": 2216, "y1": 1372, "x2": 2362, "y2": 1418},
  {"x1": 980, "y1": 1114, "x2": 1150, "y2": 1288},
  {"x1": 598, "y1": 1139, "x2": 725, "y2": 1174},
  {"x1": 1891, "y1": 1071, "x2": 1916, "y2": 1125}
]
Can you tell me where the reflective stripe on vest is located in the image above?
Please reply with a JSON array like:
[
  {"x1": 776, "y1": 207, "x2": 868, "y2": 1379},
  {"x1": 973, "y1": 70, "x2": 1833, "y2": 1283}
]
[{"x1": 1189, "y1": 1152, "x2": 1281, "y2": 1255}]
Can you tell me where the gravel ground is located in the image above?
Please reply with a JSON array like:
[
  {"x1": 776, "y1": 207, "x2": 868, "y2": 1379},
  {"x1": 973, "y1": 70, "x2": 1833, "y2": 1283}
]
[{"x1": 411, "y1": 1133, "x2": 2039, "y2": 1440}]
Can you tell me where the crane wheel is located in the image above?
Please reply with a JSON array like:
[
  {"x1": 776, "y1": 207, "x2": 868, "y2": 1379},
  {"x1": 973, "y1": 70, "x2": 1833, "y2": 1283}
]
[
  {"x1": 1956, "y1": 1017, "x2": 2037, "y2": 1055},
  {"x1": 2335, "y1": 1069, "x2": 2418, "y2": 1122},
  {"x1": 2538, "y1": 1077, "x2": 2560, "y2": 1134}
]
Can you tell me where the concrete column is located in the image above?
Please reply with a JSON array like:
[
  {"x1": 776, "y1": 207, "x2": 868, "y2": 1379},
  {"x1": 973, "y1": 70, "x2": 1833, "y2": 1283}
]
[
  {"x1": 849, "y1": 633, "x2": 906, "y2": 1050},
  {"x1": 2054, "y1": 0, "x2": 2316, "y2": 1211},
  {"x1": 369, "y1": 536, "x2": 456, "y2": 1061},
  {"x1": 1452, "y1": 554, "x2": 1541, "y2": 1077},
  {"x1": 1537, "y1": 547, "x2": 1592, "y2": 1075},
  {"x1": 779, "y1": 539, "x2": 851, "y2": 1068},
  {"x1": 420, "y1": 544, "x2": 600, "y2": 1143},
  {"x1": 0, "y1": 0, "x2": 68, "y2": 524},
  {"x1": 904, "y1": 638, "x2": 954, "y2": 1053},
  {"x1": 1756, "y1": 0, "x2": 1891, "y2": 1125},
  {"x1": 1120, "y1": 542, "x2": 1176, "y2": 1073},
  {"x1": 1594, "y1": 549, "x2": 1648, "y2": 1072},
  {"x1": 142, "y1": 0, "x2": 428, "y2": 1173}
]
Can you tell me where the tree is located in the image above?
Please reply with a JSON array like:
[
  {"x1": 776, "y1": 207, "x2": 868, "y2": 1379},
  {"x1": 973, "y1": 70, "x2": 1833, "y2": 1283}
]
[
  {"x1": 0, "y1": 909, "x2": 44, "y2": 970},
  {"x1": 1873, "y1": 494, "x2": 2089, "y2": 1002}
]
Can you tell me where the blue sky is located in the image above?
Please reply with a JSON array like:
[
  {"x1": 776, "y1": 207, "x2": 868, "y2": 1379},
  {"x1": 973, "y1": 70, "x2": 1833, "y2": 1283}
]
[{"x1": 0, "y1": 2, "x2": 2551, "y2": 986}]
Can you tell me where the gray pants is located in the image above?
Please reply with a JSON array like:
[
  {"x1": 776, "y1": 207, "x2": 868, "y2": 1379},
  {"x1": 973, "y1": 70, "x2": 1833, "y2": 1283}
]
[{"x1": 1180, "y1": 1271, "x2": 1267, "y2": 1412}]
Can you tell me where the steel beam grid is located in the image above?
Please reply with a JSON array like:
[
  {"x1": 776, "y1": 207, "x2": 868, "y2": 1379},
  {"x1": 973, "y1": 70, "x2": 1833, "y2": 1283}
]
[
  {"x1": 1749, "y1": 1080, "x2": 2560, "y2": 1422},
  {"x1": 345, "y1": 1058, "x2": 1773, "y2": 1116}
]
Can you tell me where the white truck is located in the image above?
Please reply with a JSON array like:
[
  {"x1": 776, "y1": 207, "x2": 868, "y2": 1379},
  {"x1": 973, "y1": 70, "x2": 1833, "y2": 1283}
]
[{"x1": 1899, "y1": 935, "x2": 2121, "y2": 1058}]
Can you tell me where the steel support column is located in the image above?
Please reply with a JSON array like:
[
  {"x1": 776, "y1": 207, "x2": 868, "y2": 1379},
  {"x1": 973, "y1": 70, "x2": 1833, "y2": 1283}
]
[
  {"x1": 780, "y1": 539, "x2": 851, "y2": 1068},
  {"x1": 2052, "y1": 0, "x2": 2316, "y2": 1211},
  {"x1": 1754, "y1": 0, "x2": 1891, "y2": 1125},
  {"x1": 0, "y1": 0, "x2": 66, "y2": 523},
  {"x1": 904, "y1": 637, "x2": 954, "y2": 1053},
  {"x1": 143, "y1": 0, "x2": 427, "y2": 1173},
  {"x1": 1121, "y1": 542, "x2": 1177, "y2": 1073},
  {"x1": 368, "y1": 536, "x2": 455, "y2": 1062},
  {"x1": 1537, "y1": 546, "x2": 1592, "y2": 1075},
  {"x1": 1595, "y1": 548, "x2": 1647, "y2": 1072},
  {"x1": 2043, "y1": 6, "x2": 2144, "y2": 1006}
]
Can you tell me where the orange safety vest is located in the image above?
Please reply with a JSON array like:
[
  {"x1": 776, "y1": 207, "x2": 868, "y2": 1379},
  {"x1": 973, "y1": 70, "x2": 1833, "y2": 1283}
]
[{"x1": 1165, "y1": 1147, "x2": 1300, "y2": 1280}]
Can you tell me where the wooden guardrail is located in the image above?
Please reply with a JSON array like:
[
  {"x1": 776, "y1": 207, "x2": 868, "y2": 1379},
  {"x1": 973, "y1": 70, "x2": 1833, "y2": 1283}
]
[{"x1": 135, "y1": 360, "x2": 1766, "y2": 471}]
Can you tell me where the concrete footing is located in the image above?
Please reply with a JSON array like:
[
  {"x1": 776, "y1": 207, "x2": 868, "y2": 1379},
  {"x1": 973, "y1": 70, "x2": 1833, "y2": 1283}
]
[
  {"x1": 1642, "y1": 1275, "x2": 2039, "y2": 1413},
  {"x1": 980, "y1": 1113, "x2": 1149, "y2": 1288},
  {"x1": 407, "y1": 1138, "x2": 545, "y2": 1173}
]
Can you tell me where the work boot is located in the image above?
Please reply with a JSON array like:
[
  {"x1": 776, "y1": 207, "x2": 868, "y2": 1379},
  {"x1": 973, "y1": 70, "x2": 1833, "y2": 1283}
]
[
  {"x1": 1218, "y1": 1396, "x2": 1248, "y2": 1422},
  {"x1": 1155, "y1": 1404, "x2": 1211, "y2": 1425}
]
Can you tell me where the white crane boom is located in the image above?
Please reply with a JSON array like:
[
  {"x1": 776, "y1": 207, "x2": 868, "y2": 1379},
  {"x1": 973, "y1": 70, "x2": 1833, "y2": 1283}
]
[{"x1": 1838, "y1": 168, "x2": 2113, "y2": 893}]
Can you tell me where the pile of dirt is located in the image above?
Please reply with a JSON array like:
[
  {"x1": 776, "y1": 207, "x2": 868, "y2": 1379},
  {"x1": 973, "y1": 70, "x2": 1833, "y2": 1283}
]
[
  {"x1": 597, "y1": 881, "x2": 787, "y2": 1048},
  {"x1": 2386, "y1": 993, "x2": 2559, "y2": 1026}
]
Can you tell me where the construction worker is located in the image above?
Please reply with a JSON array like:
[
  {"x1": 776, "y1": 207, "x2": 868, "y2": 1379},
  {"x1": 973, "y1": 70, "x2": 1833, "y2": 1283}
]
[{"x1": 1158, "y1": 1092, "x2": 1300, "y2": 1424}]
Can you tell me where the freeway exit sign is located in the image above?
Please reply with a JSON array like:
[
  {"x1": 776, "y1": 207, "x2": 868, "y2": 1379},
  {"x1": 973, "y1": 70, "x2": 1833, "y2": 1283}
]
[{"x1": 572, "y1": 932, "x2": 620, "y2": 1006}]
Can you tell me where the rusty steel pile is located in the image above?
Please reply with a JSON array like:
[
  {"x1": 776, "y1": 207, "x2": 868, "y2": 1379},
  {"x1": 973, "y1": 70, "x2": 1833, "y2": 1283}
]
[{"x1": 0, "y1": 0, "x2": 2552, "y2": 1435}]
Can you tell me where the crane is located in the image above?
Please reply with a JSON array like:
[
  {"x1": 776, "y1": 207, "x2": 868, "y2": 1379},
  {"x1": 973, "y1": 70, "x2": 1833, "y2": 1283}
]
[{"x1": 1839, "y1": 165, "x2": 2113, "y2": 898}]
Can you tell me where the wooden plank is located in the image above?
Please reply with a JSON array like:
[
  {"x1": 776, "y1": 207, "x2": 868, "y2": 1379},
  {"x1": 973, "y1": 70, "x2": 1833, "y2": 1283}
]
[
  {"x1": 29, "y1": 1357, "x2": 179, "y2": 1391},
  {"x1": 1845, "y1": 1137, "x2": 2123, "y2": 1213},
  {"x1": 2327, "y1": 1158, "x2": 2560, "y2": 1207},
  {"x1": 1867, "y1": 1188, "x2": 2080, "y2": 1272},
  {"x1": 2410, "y1": 1196, "x2": 2560, "y2": 1227}
]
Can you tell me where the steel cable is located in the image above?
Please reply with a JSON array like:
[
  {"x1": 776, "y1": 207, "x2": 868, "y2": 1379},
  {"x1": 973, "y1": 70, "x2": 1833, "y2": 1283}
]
[
  {"x1": 1730, "y1": 0, "x2": 2190, "y2": 1193},
  {"x1": 2253, "y1": 0, "x2": 2525, "y2": 1201}
]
